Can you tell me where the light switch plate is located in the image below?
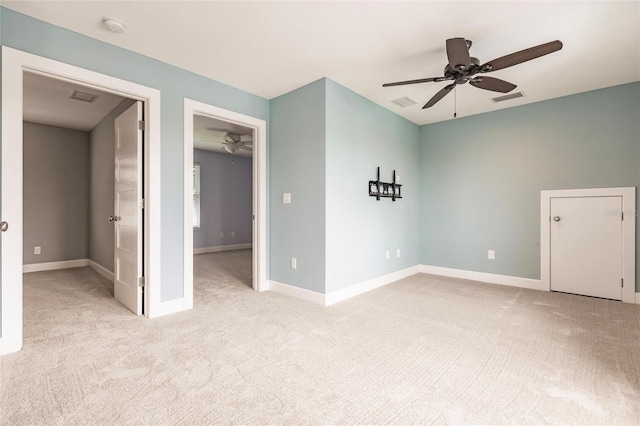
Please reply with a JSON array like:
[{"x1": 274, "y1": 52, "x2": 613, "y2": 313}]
[{"x1": 283, "y1": 193, "x2": 292, "y2": 204}]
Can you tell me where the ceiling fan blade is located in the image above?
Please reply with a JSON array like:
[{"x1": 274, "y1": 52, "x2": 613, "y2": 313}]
[
  {"x1": 382, "y1": 77, "x2": 444, "y2": 87},
  {"x1": 239, "y1": 145, "x2": 253, "y2": 151},
  {"x1": 446, "y1": 38, "x2": 470, "y2": 71},
  {"x1": 422, "y1": 83, "x2": 456, "y2": 109},
  {"x1": 482, "y1": 40, "x2": 563, "y2": 72},
  {"x1": 470, "y1": 76, "x2": 517, "y2": 93}
]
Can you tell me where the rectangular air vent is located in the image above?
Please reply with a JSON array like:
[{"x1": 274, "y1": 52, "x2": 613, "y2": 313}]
[
  {"x1": 492, "y1": 92, "x2": 524, "y2": 103},
  {"x1": 391, "y1": 96, "x2": 417, "y2": 108},
  {"x1": 70, "y1": 90, "x2": 98, "y2": 103}
]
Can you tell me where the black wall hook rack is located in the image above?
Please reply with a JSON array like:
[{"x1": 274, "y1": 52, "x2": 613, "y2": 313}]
[{"x1": 369, "y1": 167, "x2": 402, "y2": 201}]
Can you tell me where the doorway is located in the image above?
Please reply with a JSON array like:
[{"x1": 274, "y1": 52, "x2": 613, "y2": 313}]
[
  {"x1": 1, "y1": 47, "x2": 162, "y2": 355},
  {"x1": 183, "y1": 99, "x2": 267, "y2": 303},
  {"x1": 540, "y1": 187, "x2": 636, "y2": 303}
]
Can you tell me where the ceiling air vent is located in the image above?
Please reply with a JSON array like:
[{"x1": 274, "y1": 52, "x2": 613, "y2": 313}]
[
  {"x1": 492, "y1": 92, "x2": 525, "y2": 103},
  {"x1": 70, "y1": 90, "x2": 98, "y2": 103},
  {"x1": 391, "y1": 96, "x2": 417, "y2": 108}
]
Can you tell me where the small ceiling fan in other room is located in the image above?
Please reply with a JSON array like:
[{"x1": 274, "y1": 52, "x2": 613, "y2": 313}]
[
  {"x1": 383, "y1": 37, "x2": 563, "y2": 109},
  {"x1": 221, "y1": 132, "x2": 253, "y2": 154}
]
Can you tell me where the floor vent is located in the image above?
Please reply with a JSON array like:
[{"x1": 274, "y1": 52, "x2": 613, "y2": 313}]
[
  {"x1": 391, "y1": 96, "x2": 417, "y2": 108},
  {"x1": 492, "y1": 92, "x2": 524, "y2": 103},
  {"x1": 70, "y1": 90, "x2": 98, "y2": 103}
]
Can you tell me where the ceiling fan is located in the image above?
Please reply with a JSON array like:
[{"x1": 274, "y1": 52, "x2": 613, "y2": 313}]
[
  {"x1": 383, "y1": 38, "x2": 563, "y2": 109},
  {"x1": 202, "y1": 128, "x2": 253, "y2": 154}
]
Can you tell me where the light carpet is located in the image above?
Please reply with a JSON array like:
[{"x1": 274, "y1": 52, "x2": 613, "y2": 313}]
[{"x1": 2, "y1": 249, "x2": 639, "y2": 424}]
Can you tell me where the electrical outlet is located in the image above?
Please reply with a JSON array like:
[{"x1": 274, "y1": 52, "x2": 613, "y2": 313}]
[
  {"x1": 231, "y1": 231, "x2": 235, "y2": 238},
  {"x1": 283, "y1": 193, "x2": 292, "y2": 204},
  {"x1": 385, "y1": 250, "x2": 390, "y2": 260},
  {"x1": 220, "y1": 232, "x2": 224, "y2": 238},
  {"x1": 34, "y1": 246, "x2": 41, "y2": 255},
  {"x1": 396, "y1": 248, "x2": 401, "y2": 258},
  {"x1": 488, "y1": 250, "x2": 495, "y2": 260},
  {"x1": 291, "y1": 257, "x2": 297, "y2": 269}
]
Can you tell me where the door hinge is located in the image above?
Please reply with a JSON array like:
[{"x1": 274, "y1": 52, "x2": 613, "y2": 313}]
[
  {"x1": 621, "y1": 212, "x2": 624, "y2": 221},
  {"x1": 139, "y1": 198, "x2": 145, "y2": 209},
  {"x1": 138, "y1": 120, "x2": 145, "y2": 131},
  {"x1": 621, "y1": 278, "x2": 624, "y2": 288},
  {"x1": 138, "y1": 276, "x2": 145, "y2": 287}
]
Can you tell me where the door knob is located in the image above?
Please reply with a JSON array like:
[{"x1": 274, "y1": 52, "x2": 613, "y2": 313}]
[
  {"x1": 109, "y1": 216, "x2": 115, "y2": 222},
  {"x1": 0, "y1": 221, "x2": 8, "y2": 232},
  {"x1": 553, "y1": 216, "x2": 561, "y2": 222}
]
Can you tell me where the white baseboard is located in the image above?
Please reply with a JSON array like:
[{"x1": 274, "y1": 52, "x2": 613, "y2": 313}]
[
  {"x1": 268, "y1": 265, "x2": 422, "y2": 306},
  {"x1": 88, "y1": 260, "x2": 114, "y2": 281},
  {"x1": 636, "y1": 292, "x2": 640, "y2": 305},
  {"x1": 194, "y1": 243, "x2": 252, "y2": 255},
  {"x1": 267, "y1": 280, "x2": 325, "y2": 305},
  {"x1": 325, "y1": 265, "x2": 422, "y2": 306},
  {"x1": 23, "y1": 258, "x2": 89, "y2": 273},
  {"x1": 419, "y1": 264, "x2": 544, "y2": 292}
]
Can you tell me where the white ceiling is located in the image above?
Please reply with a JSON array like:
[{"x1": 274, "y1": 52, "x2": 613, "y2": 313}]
[
  {"x1": 23, "y1": 71, "x2": 126, "y2": 131},
  {"x1": 7, "y1": 1, "x2": 639, "y2": 125},
  {"x1": 194, "y1": 115, "x2": 253, "y2": 157}
]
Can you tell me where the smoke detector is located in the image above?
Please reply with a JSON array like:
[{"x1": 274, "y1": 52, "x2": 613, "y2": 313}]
[{"x1": 102, "y1": 18, "x2": 126, "y2": 34}]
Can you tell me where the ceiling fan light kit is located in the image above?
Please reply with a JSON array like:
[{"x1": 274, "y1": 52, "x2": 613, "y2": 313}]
[{"x1": 383, "y1": 38, "x2": 563, "y2": 112}]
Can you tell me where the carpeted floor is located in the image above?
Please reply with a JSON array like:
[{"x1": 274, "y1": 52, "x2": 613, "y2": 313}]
[{"x1": 2, "y1": 249, "x2": 639, "y2": 424}]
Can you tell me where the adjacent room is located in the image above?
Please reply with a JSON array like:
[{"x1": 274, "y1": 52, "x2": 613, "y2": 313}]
[{"x1": 1, "y1": 1, "x2": 639, "y2": 424}]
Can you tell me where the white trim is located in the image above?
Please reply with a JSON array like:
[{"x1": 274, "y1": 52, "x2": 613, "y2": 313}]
[
  {"x1": 541, "y1": 187, "x2": 636, "y2": 304},
  {"x1": 194, "y1": 243, "x2": 252, "y2": 255},
  {"x1": 1, "y1": 47, "x2": 162, "y2": 354},
  {"x1": 89, "y1": 260, "x2": 115, "y2": 282},
  {"x1": 184, "y1": 99, "x2": 268, "y2": 308},
  {"x1": 325, "y1": 265, "x2": 422, "y2": 306},
  {"x1": 636, "y1": 292, "x2": 640, "y2": 305},
  {"x1": 268, "y1": 266, "x2": 421, "y2": 306},
  {"x1": 23, "y1": 259, "x2": 90, "y2": 273},
  {"x1": 419, "y1": 265, "x2": 544, "y2": 291},
  {"x1": 267, "y1": 280, "x2": 326, "y2": 305}
]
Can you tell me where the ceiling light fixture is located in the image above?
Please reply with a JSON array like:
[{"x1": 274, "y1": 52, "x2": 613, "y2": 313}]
[
  {"x1": 101, "y1": 17, "x2": 126, "y2": 34},
  {"x1": 224, "y1": 144, "x2": 239, "y2": 154}
]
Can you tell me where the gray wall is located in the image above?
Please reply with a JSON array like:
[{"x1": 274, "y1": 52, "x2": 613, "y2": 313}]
[
  {"x1": 23, "y1": 122, "x2": 89, "y2": 264},
  {"x1": 269, "y1": 79, "x2": 326, "y2": 292},
  {"x1": 193, "y1": 149, "x2": 252, "y2": 248},
  {"x1": 88, "y1": 99, "x2": 136, "y2": 272},
  {"x1": 420, "y1": 82, "x2": 640, "y2": 291}
]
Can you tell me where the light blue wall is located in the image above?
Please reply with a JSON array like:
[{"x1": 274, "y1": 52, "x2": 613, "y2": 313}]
[
  {"x1": 420, "y1": 82, "x2": 640, "y2": 291},
  {"x1": 0, "y1": 8, "x2": 269, "y2": 303},
  {"x1": 269, "y1": 79, "x2": 326, "y2": 292},
  {"x1": 325, "y1": 79, "x2": 420, "y2": 292},
  {"x1": 193, "y1": 149, "x2": 252, "y2": 248}
]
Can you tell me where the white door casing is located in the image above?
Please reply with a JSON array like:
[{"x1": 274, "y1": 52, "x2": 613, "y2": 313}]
[
  {"x1": 114, "y1": 102, "x2": 144, "y2": 315},
  {"x1": 1, "y1": 47, "x2": 162, "y2": 356},
  {"x1": 183, "y1": 99, "x2": 267, "y2": 302},
  {"x1": 550, "y1": 196, "x2": 622, "y2": 300},
  {"x1": 541, "y1": 187, "x2": 636, "y2": 304}
]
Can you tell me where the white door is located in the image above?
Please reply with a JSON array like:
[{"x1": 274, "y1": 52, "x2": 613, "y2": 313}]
[
  {"x1": 113, "y1": 102, "x2": 143, "y2": 315},
  {"x1": 550, "y1": 196, "x2": 622, "y2": 300}
]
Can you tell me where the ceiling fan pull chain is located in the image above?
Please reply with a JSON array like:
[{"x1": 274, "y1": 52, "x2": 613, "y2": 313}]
[{"x1": 454, "y1": 85, "x2": 457, "y2": 118}]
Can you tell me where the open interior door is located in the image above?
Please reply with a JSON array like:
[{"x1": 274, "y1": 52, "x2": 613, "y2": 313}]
[{"x1": 113, "y1": 101, "x2": 143, "y2": 315}]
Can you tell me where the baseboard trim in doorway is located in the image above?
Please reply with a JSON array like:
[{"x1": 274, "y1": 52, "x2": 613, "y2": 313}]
[
  {"x1": 194, "y1": 243, "x2": 252, "y2": 255},
  {"x1": 636, "y1": 292, "x2": 640, "y2": 305},
  {"x1": 267, "y1": 281, "x2": 325, "y2": 305},
  {"x1": 419, "y1": 265, "x2": 544, "y2": 292},
  {"x1": 23, "y1": 258, "x2": 90, "y2": 273},
  {"x1": 89, "y1": 260, "x2": 114, "y2": 281}
]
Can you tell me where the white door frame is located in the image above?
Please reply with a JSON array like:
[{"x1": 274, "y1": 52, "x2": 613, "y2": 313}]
[
  {"x1": 183, "y1": 99, "x2": 267, "y2": 300},
  {"x1": 540, "y1": 187, "x2": 636, "y2": 303},
  {"x1": 1, "y1": 47, "x2": 162, "y2": 355}
]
